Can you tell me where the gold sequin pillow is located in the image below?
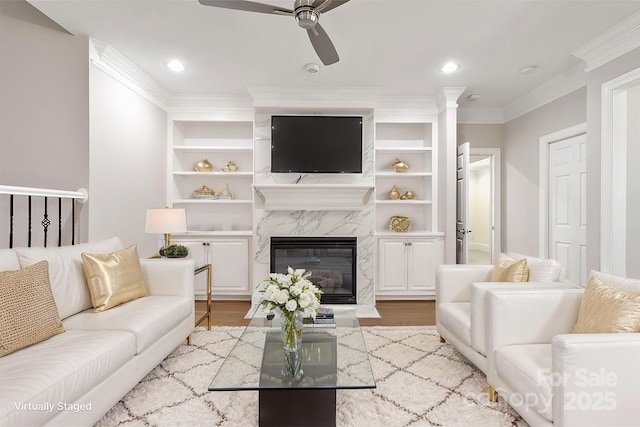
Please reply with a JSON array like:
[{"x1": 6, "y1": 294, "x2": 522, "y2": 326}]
[
  {"x1": 573, "y1": 276, "x2": 640, "y2": 333},
  {"x1": 491, "y1": 257, "x2": 529, "y2": 282},
  {"x1": 0, "y1": 261, "x2": 65, "y2": 357},
  {"x1": 81, "y1": 245, "x2": 148, "y2": 312}
]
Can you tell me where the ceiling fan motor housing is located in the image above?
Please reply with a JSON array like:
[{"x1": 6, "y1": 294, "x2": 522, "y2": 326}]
[{"x1": 294, "y1": 0, "x2": 319, "y2": 29}]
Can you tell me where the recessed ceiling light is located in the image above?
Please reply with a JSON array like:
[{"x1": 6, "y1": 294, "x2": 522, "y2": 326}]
[
  {"x1": 166, "y1": 60, "x2": 186, "y2": 72},
  {"x1": 440, "y1": 62, "x2": 461, "y2": 74},
  {"x1": 303, "y1": 63, "x2": 320, "y2": 74},
  {"x1": 520, "y1": 65, "x2": 537, "y2": 75}
]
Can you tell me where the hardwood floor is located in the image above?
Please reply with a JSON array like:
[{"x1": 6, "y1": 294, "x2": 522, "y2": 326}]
[{"x1": 195, "y1": 300, "x2": 436, "y2": 327}]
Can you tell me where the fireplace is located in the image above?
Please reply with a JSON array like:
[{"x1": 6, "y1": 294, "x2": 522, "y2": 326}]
[{"x1": 270, "y1": 237, "x2": 357, "y2": 304}]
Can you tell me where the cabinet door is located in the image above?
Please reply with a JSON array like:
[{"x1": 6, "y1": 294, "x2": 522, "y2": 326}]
[
  {"x1": 407, "y1": 238, "x2": 442, "y2": 291},
  {"x1": 208, "y1": 238, "x2": 251, "y2": 294},
  {"x1": 378, "y1": 239, "x2": 408, "y2": 292},
  {"x1": 175, "y1": 241, "x2": 208, "y2": 297}
]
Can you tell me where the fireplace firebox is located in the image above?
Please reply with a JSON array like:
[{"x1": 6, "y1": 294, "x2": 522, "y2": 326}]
[{"x1": 270, "y1": 237, "x2": 357, "y2": 304}]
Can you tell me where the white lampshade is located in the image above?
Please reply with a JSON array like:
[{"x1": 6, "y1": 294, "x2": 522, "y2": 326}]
[{"x1": 145, "y1": 208, "x2": 187, "y2": 234}]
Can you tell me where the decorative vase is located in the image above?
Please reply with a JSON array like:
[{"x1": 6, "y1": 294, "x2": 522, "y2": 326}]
[
  {"x1": 280, "y1": 311, "x2": 304, "y2": 380},
  {"x1": 392, "y1": 159, "x2": 410, "y2": 172},
  {"x1": 194, "y1": 159, "x2": 213, "y2": 172},
  {"x1": 281, "y1": 311, "x2": 303, "y2": 352},
  {"x1": 388, "y1": 185, "x2": 400, "y2": 200}
]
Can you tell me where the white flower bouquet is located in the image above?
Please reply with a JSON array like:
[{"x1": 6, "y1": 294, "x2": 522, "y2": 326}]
[{"x1": 257, "y1": 267, "x2": 323, "y2": 351}]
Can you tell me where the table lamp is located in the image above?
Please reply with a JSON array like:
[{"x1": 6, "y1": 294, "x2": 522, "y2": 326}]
[{"x1": 145, "y1": 208, "x2": 187, "y2": 250}]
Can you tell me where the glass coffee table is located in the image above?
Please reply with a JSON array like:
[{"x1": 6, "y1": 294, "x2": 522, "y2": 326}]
[{"x1": 208, "y1": 307, "x2": 376, "y2": 426}]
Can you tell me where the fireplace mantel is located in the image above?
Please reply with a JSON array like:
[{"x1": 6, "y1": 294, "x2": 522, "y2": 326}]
[{"x1": 253, "y1": 184, "x2": 373, "y2": 211}]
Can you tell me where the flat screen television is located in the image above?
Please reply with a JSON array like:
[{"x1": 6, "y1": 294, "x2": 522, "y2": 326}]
[{"x1": 271, "y1": 115, "x2": 362, "y2": 173}]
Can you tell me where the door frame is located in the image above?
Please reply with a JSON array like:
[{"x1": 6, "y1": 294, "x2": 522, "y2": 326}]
[
  {"x1": 601, "y1": 67, "x2": 640, "y2": 275},
  {"x1": 469, "y1": 147, "x2": 501, "y2": 263},
  {"x1": 538, "y1": 122, "x2": 587, "y2": 258}
]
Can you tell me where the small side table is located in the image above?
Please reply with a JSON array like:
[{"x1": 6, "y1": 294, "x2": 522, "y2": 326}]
[{"x1": 194, "y1": 264, "x2": 212, "y2": 331}]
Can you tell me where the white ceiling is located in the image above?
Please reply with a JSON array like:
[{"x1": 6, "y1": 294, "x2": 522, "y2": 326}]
[{"x1": 28, "y1": 0, "x2": 640, "y2": 110}]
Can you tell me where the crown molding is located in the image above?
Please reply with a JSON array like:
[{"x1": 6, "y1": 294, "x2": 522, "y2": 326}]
[
  {"x1": 435, "y1": 87, "x2": 466, "y2": 113},
  {"x1": 167, "y1": 94, "x2": 254, "y2": 118},
  {"x1": 374, "y1": 95, "x2": 438, "y2": 122},
  {"x1": 247, "y1": 86, "x2": 382, "y2": 110},
  {"x1": 457, "y1": 107, "x2": 505, "y2": 124},
  {"x1": 502, "y1": 63, "x2": 586, "y2": 122},
  {"x1": 89, "y1": 38, "x2": 170, "y2": 110},
  {"x1": 572, "y1": 11, "x2": 640, "y2": 73}
]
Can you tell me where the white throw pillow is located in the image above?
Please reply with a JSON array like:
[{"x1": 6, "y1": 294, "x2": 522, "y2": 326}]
[
  {"x1": 589, "y1": 270, "x2": 640, "y2": 292},
  {"x1": 528, "y1": 258, "x2": 563, "y2": 282}
]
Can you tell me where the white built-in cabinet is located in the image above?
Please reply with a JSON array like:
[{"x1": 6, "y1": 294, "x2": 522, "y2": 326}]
[
  {"x1": 172, "y1": 238, "x2": 251, "y2": 299},
  {"x1": 168, "y1": 115, "x2": 254, "y2": 300},
  {"x1": 166, "y1": 112, "x2": 445, "y2": 301},
  {"x1": 374, "y1": 118, "x2": 444, "y2": 299},
  {"x1": 377, "y1": 237, "x2": 444, "y2": 298}
]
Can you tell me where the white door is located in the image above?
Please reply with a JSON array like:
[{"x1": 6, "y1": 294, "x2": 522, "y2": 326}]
[
  {"x1": 548, "y1": 134, "x2": 587, "y2": 284},
  {"x1": 456, "y1": 142, "x2": 470, "y2": 263},
  {"x1": 377, "y1": 239, "x2": 408, "y2": 292}
]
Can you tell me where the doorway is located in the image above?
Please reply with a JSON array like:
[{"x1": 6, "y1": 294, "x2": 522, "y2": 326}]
[
  {"x1": 456, "y1": 145, "x2": 501, "y2": 265},
  {"x1": 601, "y1": 68, "x2": 640, "y2": 278}
]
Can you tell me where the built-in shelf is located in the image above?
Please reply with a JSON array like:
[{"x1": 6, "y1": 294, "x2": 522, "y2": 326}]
[
  {"x1": 375, "y1": 200, "x2": 432, "y2": 205},
  {"x1": 172, "y1": 199, "x2": 253, "y2": 204},
  {"x1": 176, "y1": 230, "x2": 253, "y2": 237},
  {"x1": 173, "y1": 145, "x2": 253, "y2": 153},
  {"x1": 375, "y1": 231, "x2": 445, "y2": 237},
  {"x1": 375, "y1": 172, "x2": 432, "y2": 177},
  {"x1": 173, "y1": 171, "x2": 253, "y2": 177},
  {"x1": 253, "y1": 184, "x2": 374, "y2": 211},
  {"x1": 375, "y1": 147, "x2": 432, "y2": 154}
]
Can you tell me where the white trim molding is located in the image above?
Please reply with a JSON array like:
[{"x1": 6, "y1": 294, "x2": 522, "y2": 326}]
[
  {"x1": 253, "y1": 184, "x2": 374, "y2": 211},
  {"x1": 538, "y1": 123, "x2": 587, "y2": 258},
  {"x1": 435, "y1": 87, "x2": 467, "y2": 113},
  {"x1": 247, "y1": 86, "x2": 382, "y2": 110},
  {"x1": 600, "y1": 67, "x2": 640, "y2": 275},
  {"x1": 89, "y1": 38, "x2": 170, "y2": 110},
  {"x1": 503, "y1": 63, "x2": 586, "y2": 122},
  {"x1": 573, "y1": 11, "x2": 640, "y2": 73}
]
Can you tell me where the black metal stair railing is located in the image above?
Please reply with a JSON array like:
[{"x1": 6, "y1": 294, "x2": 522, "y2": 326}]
[{"x1": 1, "y1": 186, "x2": 88, "y2": 249}]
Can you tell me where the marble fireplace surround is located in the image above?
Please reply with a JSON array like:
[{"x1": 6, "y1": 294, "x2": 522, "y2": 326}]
[{"x1": 249, "y1": 111, "x2": 380, "y2": 318}]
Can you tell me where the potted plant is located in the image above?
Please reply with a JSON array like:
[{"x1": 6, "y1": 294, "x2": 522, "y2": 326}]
[{"x1": 160, "y1": 244, "x2": 189, "y2": 258}]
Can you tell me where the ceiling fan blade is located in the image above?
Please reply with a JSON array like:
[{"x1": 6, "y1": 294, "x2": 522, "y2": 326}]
[
  {"x1": 198, "y1": 0, "x2": 292, "y2": 15},
  {"x1": 313, "y1": 0, "x2": 350, "y2": 14},
  {"x1": 307, "y1": 23, "x2": 339, "y2": 65}
]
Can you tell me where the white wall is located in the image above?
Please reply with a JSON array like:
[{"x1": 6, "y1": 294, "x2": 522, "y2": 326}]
[
  {"x1": 0, "y1": 0, "x2": 89, "y2": 247},
  {"x1": 503, "y1": 88, "x2": 587, "y2": 256},
  {"x1": 89, "y1": 66, "x2": 167, "y2": 257},
  {"x1": 586, "y1": 46, "x2": 640, "y2": 273}
]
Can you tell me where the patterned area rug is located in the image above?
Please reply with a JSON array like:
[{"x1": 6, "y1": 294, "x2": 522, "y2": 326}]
[{"x1": 96, "y1": 326, "x2": 526, "y2": 426}]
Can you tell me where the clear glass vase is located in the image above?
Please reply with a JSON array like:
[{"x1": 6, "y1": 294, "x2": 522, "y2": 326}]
[{"x1": 280, "y1": 311, "x2": 304, "y2": 380}]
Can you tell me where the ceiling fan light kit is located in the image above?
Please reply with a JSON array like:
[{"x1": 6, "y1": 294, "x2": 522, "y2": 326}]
[{"x1": 198, "y1": 0, "x2": 349, "y2": 66}]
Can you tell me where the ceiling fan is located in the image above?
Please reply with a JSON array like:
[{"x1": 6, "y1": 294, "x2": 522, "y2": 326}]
[{"x1": 198, "y1": 0, "x2": 350, "y2": 65}]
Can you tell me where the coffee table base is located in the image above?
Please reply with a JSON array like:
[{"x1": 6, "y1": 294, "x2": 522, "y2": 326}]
[{"x1": 259, "y1": 388, "x2": 336, "y2": 427}]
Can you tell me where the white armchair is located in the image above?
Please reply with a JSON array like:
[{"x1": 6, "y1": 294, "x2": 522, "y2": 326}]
[
  {"x1": 435, "y1": 254, "x2": 572, "y2": 395},
  {"x1": 486, "y1": 283, "x2": 640, "y2": 426}
]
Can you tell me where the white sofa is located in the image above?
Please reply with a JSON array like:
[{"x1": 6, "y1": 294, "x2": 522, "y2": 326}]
[
  {"x1": 486, "y1": 272, "x2": 640, "y2": 426},
  {"x1": 436, "y1": 253, "x2": 572, "y2": 379},
  {"x1": 0, "y1": 237, "x2": 195, "y2": 427}
]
